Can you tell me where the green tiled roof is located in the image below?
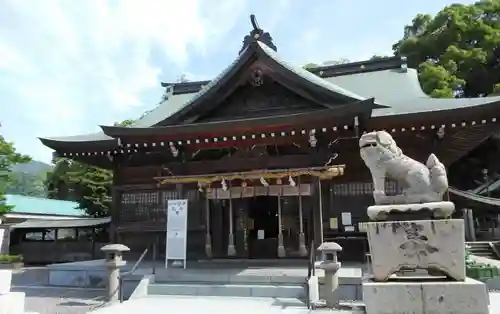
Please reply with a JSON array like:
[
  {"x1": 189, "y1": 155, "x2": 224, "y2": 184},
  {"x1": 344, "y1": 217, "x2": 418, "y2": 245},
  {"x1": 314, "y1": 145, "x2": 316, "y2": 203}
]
[
  {"x1": 39, "y1": 41, "x2": 500, "y2": 145},
  {"x1": 5, "y1": 194, "x2": 85, "y2": 217},
  {"x1": 324, "y1": 68, "x2": 500, "y2": 116},
  {"x1": 258, "y1": 42, "x2": 366, "y2": 101},
  {"x1": 40, "y1": 131, "x2": 114, "y2": 144},
  {"x1": 133, "y1": 42, "x2": 366, "y2": 128}
]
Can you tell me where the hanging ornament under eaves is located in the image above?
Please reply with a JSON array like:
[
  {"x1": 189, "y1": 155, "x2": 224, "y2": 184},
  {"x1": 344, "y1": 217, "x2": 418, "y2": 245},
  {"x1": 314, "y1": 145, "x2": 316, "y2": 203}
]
[
  {"x1": 169, "y1": 142, "x2": 179, "y2": 157},
  {"x1": 308, "y1": 130, "x2": 317, "y2": 147},
  {"x1": 221, "y1": 178, "x2": 228, "y2": 191}
]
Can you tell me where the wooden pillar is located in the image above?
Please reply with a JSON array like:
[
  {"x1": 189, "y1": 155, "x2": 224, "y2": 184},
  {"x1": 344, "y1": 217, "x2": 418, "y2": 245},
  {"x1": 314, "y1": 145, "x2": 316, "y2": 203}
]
[
  {"x1": 205, "y1": 196, "x2": 212, "y2": 258},
  {"x1": 313, "y1": 178, "x2": 324, "y2": 246},
  {"x1": 277, "y1": 194, "x2": 286, "y2": 258},
  {"x1": 464, "y1": 208, "x2": 476, "y2": 242},
  {"x1": 110, "y1": 158, "x2": 120, "y2": 244},
  {"x1": 297, "y1": 178, "x2": 307, "y2": 257},
  {"x1": 227, "y1": 183, "x2": 236, "y2": 256},
  {"x1": 212, "y1": 200, "x2": 224, "y2": 257}
]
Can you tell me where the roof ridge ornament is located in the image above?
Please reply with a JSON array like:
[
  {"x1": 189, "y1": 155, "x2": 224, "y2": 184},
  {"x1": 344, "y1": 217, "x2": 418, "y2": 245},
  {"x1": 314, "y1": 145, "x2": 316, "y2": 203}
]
[{"x1": 239, "y1": 14, "x2": 277, "y2": 55}]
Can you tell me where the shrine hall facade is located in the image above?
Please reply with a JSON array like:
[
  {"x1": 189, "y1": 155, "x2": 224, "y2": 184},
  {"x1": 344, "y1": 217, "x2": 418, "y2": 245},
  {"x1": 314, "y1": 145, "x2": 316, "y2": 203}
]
[{"x1": 40, "y1": 18, "x2": 500, "y2": 262}]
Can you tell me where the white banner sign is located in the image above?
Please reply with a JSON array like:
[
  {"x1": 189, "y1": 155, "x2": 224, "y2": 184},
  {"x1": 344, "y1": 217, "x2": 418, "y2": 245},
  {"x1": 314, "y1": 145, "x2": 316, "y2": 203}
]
[{"x1": 166, "y1": 199, "x2": 188, "y2": 267}]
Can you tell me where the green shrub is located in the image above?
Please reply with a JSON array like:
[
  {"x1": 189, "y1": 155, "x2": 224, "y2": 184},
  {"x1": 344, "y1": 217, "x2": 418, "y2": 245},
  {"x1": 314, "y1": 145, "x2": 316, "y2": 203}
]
[
  {"x1": 465, "y1": 245, "x2": 500, "y2": 281},
  {"x1": 0, "y1": 254, "x2": 23, "y2": 263}
]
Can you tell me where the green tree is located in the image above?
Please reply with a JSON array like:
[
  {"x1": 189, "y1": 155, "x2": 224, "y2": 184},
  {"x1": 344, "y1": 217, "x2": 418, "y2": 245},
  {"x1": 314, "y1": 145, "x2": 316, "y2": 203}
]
[
  {"x1": 393, "y1": 1, "x2": 500, "y2": 98},
  {"x1": 177, "y1": 74, "x2": 189, "y2": 83},
  {"x1": 7, "y1": 171, "x2": 47, "y2": 197},
  {"x1": 46, "y1": 119, "x2": 135, "y2": 217},
  {"x1": 0, "y1": 135, "x2": 31, "y2": 214},
  {"x1": 115, "y1": 120, "x2": 135, "y2": 127},
  {"x1": 302, "y1": 63, "x2": 319, "y2": 70},
  {"x1": 64, "y1": 163, "x2": 112, "y2": 218}
]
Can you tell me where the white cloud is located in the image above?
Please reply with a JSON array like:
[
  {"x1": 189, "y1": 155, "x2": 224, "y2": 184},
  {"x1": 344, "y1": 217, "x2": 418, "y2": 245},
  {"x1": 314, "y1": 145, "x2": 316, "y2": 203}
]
[
  {"x1": 0, "y1": 0, "x2": 248, "y2": 163},
  {"x1": 3, "y1": 0, "x2": 473, "y2": 164}
]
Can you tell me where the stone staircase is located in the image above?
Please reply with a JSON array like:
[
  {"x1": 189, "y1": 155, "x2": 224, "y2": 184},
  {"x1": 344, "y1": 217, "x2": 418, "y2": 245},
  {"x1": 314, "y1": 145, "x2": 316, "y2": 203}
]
[
  {"x1": 466, "y1": 241, "x2": 499, "y2": 259},
  {"x1": 0, "y1": 269, "x2": 38, "y2": 314},
  {"x1": 148, "y1": 269, "x2": 306, "y2": 299}
]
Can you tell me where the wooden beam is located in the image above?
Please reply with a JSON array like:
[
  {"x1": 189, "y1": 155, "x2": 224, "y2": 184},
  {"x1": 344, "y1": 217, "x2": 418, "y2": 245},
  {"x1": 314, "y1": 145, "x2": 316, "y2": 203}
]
[
  {"x1": 120, "y1": 151, "x2": 334, "y2": 180},
  {"x1": 180, "y1": 152, "x2": 334, "y2": 175},
  {"x1": 155, "y1": 165, "x2": 345, "y2": 184}
]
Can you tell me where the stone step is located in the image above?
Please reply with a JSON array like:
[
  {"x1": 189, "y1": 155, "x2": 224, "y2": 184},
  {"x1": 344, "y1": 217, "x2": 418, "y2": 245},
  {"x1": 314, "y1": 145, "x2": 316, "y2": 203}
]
[
  {"x1": 468, "y1": 244, "x2": 492, "y2": 250},
  {"x1": 470, "y1": 247, "x2": 493, "y2": 253},
  {"x1": 472, "y1": 251, "x2": 495, "y2": 256},
  {"x1": 154, "y1": 273, "x2": 306, "y2": 285},
  {"x1": 467, "y1": 242, "x2": 498, "y2": 259},
  {"x1": 473, "y1": 250, "x2": 495, "y2": 255},
  {"x1": 148, "y1": 282, "x2": 306, "y2": 299},
  {"x1": 470, "y1": 247, "x2": 492, "y2": 251},
  {"x1": 475, "y1": 254, "x2": 497, "y2": 260}
]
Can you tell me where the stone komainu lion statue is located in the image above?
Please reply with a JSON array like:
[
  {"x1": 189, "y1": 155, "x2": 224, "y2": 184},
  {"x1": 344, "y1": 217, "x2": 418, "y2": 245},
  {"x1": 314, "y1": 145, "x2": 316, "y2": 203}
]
[{"x1": 359, "y1": 131, "x2": 448, "y2": 205}]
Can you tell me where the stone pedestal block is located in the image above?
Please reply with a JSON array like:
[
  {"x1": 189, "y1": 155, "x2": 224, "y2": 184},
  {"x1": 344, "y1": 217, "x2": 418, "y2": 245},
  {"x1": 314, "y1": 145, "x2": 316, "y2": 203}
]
[
  {"x1": 367, "y1": 201, "x2": 455, "y2": 221},
  {"x1": 366, "y1": 219, "x2": 465, "y2": 281},
  {"x1": 0, "y1": 292, "x2": 25, "y2": 314},
  {"x1": 0, "y1": 270, "x2": 11, "y2": 295},
  {"x1": 363, "y1": 278, "x2": 489, "y2": 314}
]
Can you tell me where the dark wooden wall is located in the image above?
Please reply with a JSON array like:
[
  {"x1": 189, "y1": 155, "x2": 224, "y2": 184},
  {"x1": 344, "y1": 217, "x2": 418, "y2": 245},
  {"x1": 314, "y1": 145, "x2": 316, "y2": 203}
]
[
  {"x1": 114, "y1": 184, "x2": 207, "y2": 260},
  {"x1": 197, "y1": 81, "x2": 329, "y2": 122}
]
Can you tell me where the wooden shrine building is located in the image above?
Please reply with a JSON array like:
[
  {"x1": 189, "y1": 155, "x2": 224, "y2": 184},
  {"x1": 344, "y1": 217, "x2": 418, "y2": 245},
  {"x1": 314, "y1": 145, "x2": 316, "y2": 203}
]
[{"x1": 39, "y1": 16, "x2": 500, "y2": 261}]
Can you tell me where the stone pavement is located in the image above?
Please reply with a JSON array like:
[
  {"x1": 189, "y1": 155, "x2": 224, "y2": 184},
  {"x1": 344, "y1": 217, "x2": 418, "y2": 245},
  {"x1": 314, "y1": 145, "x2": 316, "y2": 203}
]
[
  {"x1": 10, "y1": 286, "x2": 105, "y2": 314},
  {"x1": 87, "y1": 295, "x2": 364, "y2": 314}
]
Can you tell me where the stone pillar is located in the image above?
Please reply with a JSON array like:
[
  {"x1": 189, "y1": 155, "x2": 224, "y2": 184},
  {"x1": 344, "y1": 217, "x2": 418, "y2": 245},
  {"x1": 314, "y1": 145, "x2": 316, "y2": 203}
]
[
  {"x1": 277, "y1": 194, "x2": 286, "y2": 258},
  {"x1": 297, "y1": 180, "x2": 307, "y2": 257},
  {"x1": 317, "y1": 242, "x2": 343, "y2": 308},
  {"x1": 205, "y1": 197, "x2": 212, "y2": 258},
  {"x1": 100, "y1": 244, "x2": 130, "y2": 303},
  {"x1": 227, "y1": 198, "x2": 236, "y2": 256}
]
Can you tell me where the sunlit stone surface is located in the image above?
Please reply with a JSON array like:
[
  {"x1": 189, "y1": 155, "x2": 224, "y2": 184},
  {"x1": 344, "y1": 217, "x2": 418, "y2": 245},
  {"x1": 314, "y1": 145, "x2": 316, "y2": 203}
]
[{"x1": 366, "y1": 219, "x2": 465, "y2": 281}]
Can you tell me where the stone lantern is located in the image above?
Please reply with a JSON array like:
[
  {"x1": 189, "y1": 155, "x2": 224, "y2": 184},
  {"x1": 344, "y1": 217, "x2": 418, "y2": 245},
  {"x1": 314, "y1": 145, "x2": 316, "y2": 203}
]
[
  {"x1": 317, "y1": 242, "x2": 342, "y2": 308},
  {"x1": 101, "y1": 244, "x2": 130, "y2": 303}
]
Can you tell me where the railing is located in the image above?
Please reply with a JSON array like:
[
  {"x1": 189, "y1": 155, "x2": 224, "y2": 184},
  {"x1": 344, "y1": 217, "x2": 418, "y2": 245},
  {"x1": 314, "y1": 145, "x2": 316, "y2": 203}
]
[
  {"x1": 119, "y1": 247, "x2": 149, "y2": 303},
  {"x1": 305, "y1": 238, "x2": 316, "y2": 308}
]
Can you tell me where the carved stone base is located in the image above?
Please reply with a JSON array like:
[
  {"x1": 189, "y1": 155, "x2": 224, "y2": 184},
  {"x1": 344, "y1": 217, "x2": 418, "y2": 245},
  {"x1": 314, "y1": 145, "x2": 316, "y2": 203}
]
[
  {"x1": 366, "y1": 219, "x2": 465, "y2": 281},
  {"x1": 298, "y1": 232, "x2": 307, "y2": 257},
  {"x1": 227, "y1": 234, "x2": 236, "y2": 257},
  {"x1": 277, "y1": 233, "x2": 286, "y2": 258},
  {"x1": 367, "y1": 201, "x2": 455, "y2": 221},
  {"x1": 363, "y1": 278, "x2": 489, "y2": 314}
]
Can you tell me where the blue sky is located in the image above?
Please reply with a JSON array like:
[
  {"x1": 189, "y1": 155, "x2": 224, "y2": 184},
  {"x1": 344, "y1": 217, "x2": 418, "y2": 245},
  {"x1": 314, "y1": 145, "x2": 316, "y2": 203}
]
[{"x1": 0, "y1": 0, "x2": 476, "y2": 164}]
